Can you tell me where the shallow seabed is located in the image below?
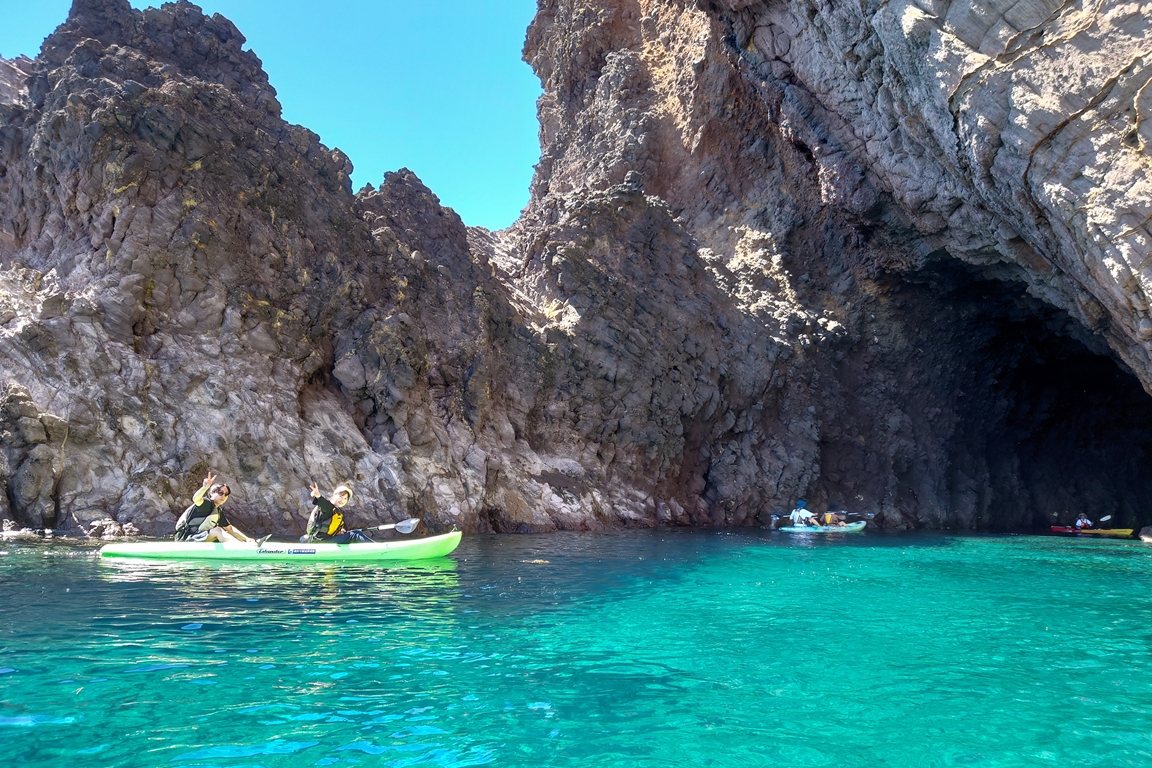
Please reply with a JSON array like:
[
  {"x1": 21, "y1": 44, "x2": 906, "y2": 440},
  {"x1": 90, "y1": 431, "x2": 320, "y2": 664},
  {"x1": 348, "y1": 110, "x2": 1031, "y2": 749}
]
[{"x1": 2, "y1": 530, "x2": 1151, "y2": 767}]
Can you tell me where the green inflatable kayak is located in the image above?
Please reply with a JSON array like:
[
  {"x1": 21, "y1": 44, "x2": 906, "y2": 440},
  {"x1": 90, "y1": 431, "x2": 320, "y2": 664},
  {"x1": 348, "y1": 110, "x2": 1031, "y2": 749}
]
[{"x1": 99, "y1": 530, "x2": 462, "y2": 562}]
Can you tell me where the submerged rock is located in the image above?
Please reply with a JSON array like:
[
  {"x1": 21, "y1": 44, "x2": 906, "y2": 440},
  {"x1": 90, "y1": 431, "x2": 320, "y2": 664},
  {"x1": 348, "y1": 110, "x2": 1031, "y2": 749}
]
[{"x1": 0, "y1": 0, "x2": 1149, "y2": 534}]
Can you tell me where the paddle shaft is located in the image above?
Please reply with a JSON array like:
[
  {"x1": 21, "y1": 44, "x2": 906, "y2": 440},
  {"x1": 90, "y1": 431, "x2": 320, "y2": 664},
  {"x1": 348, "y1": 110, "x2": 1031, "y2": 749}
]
[{"x1": 368, "y1": 518, "x2": 420, "y2": 533}]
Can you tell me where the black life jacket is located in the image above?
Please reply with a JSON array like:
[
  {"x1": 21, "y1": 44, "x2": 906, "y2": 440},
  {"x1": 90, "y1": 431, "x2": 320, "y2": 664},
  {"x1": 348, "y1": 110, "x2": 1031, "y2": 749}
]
[
  {"x1": 306, "y1": 496, "x2": 342, "y2": 540},
  {"x1": 173, "y1": 500, "x2": 220, "y2": 541}
]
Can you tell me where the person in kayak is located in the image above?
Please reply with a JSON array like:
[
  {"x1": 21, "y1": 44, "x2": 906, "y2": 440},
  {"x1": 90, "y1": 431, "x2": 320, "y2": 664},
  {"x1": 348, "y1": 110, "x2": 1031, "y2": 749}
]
[
  {"x1": 789, "y1": 500, "x2": 818, "y2": 527},
  {"x1": 173, "y1": 472, "x2": 256, "y2": 543},
  {"x1": 1075, "y1": 513, "x2": 1093, "y2": 529},
  {"x1": 305, "y1": 483, "x2": 374, "y2": 543},
  {"x1": 823, "y1": 505, "x2": 847, "y2": 526}
]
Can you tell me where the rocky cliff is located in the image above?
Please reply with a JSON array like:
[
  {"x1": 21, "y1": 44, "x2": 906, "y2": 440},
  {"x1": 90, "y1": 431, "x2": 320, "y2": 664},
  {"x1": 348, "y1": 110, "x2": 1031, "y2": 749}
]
[{"x1": 1, "y1": 0, "x2": 1150, "y2": 536}]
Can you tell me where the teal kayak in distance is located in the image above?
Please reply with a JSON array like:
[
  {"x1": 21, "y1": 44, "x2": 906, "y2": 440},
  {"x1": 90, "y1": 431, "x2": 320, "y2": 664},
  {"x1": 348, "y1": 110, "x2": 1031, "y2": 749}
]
[
  {"x1": 779, "y1": 521, "x2": 867, "y2": 533},
  {"x1": 99, "y1": 530, "x2": 462, "y2": 562}
]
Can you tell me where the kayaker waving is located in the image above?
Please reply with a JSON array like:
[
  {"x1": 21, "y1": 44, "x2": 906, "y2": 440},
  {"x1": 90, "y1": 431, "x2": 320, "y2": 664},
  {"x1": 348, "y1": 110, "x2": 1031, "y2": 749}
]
[
  {"x1": 305, "y1": 483, "x2": 373, "y2": 543},
  {"x1": 173, "y1": 471, "x2": 257, "y2": 544}
]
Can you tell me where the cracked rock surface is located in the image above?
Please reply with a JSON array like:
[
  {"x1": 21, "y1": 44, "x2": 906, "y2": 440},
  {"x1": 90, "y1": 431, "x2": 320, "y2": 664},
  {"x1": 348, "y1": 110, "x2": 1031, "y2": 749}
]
[{"x1": 1, "y1": 0, "x2": 1150, "y2": 535}]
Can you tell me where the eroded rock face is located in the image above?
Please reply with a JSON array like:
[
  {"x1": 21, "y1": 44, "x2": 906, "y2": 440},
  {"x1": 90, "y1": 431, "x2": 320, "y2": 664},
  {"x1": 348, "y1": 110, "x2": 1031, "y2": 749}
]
[
  {"x1": 504, "y1": 0, "x2": 1152, "y2": 530},
  {"x1": 709, "y1": 0, "x2": 1152, "y2": 373},
  {"x1": 0, "y1": 56, "x2": 33, "y2": 108},
  {"x1": 0, "y1": 0, "x2": 1150, "y2": 535},
  {"x1": 0, "y1": 0, "x2": 436, "y2": 534}
]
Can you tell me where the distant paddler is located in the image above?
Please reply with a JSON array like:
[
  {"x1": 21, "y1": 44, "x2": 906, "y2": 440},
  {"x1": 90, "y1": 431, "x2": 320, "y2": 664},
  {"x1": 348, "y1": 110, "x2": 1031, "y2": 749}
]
[
  {"x1": 1075, "y1": 513, "x2": 1093, "y2": 530},
  {"x1": 789, "y1": 499, "x2": 817, "y2": 527},
  {"x1": 823, "y1": 505, "x2": 848, "y2": 527},
  {"x1": 173, "y1": 471, "x2": 258, "y2": 544},
  {"x1": 304, "y1": 483, "x2": 373, "y2": 543}
]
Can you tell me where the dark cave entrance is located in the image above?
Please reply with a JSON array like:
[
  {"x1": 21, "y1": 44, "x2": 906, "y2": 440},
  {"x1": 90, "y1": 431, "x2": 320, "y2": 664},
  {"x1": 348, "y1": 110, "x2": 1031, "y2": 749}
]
[{"x1": 889, "y1": 260, "x2": 1152, "y2": 532}]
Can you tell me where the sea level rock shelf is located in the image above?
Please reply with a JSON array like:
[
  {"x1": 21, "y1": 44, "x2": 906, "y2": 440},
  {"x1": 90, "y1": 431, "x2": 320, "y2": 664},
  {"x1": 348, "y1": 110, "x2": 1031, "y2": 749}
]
[{"x1": 0, "y1": 0, "x2": 1150, "y2": 535}]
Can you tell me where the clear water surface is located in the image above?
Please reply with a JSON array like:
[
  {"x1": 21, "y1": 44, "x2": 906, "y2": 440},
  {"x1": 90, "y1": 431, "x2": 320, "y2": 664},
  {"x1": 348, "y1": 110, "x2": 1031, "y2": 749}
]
[{"x1": 2, "y1": 530, "x2": 1151, "y2": 767}]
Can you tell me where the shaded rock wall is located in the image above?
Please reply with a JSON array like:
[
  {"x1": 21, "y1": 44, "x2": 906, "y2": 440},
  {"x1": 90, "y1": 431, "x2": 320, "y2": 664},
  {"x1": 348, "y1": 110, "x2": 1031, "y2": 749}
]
[{"x1": 0, "y1": 0, "x2": 1150, "y2": 534}]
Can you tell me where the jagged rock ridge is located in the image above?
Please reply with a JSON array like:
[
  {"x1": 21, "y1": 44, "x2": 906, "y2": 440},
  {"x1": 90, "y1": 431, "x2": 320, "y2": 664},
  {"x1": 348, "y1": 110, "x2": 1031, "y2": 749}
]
[{"x1": 0, "y1": 0, "x2": 1150, "y2": 535}]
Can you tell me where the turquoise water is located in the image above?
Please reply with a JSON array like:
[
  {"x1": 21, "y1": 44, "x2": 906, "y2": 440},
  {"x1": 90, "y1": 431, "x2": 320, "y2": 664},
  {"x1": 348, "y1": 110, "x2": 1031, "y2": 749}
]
[{"x1": 3, "y1": 531, "x2": 1152, "y2": 767}]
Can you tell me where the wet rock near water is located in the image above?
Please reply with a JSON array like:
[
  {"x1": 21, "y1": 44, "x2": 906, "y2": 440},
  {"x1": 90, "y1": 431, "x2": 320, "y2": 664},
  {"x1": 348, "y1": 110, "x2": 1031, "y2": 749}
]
[
  {"x1": 85, "y1": 518, "x2": 140, "y2": 539},
  {"x1": 0, "y1": 0, "x2": 1150, "y2": 535},
  {"x1": 0, "y1": 517, "x2": 59, "y2": 540}
]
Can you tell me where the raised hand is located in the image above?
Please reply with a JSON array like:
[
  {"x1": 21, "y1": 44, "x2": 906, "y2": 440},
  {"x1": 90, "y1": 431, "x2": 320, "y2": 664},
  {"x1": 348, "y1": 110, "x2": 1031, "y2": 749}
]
[
  {"x1": 309, "y1": 482, "x2": 320, "y2": 497},
  {"x1": 202, "y1": 471, "x2": 217, "y2": 488}
]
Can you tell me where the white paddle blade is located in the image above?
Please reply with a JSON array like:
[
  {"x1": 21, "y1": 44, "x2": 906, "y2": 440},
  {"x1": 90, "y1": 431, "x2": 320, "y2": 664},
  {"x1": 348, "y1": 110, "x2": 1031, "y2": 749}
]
[
  {"x1": 1100, "y1": 515, "x2": 1112, "y2": 522},
  {"x1": 395, "y1": 518, "x2": 420, "y2": 534}
]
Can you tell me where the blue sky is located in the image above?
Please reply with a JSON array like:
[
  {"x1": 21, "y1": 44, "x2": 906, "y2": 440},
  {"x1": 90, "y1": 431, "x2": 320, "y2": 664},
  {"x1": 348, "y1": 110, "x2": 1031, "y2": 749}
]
[{"x1": 1, "y1": 1, "x2": 542, "y2": 230}]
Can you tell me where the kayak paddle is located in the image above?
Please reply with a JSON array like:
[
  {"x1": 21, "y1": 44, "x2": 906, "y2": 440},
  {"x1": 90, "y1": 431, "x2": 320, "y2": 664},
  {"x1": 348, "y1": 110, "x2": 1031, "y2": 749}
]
[
  {"x1": 295, "y1": 519, "x2": 421, "y2": 543},
  {"x1": 368, "y1": 518, "x2": 421, "y2": 534}
]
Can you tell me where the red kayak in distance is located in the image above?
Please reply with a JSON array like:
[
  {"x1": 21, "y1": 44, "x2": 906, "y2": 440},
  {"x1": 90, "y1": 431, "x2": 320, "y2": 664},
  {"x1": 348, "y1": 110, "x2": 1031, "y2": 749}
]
[{"x1": 1050, "y1": 526, "x2": 1134, "y2": 537}]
